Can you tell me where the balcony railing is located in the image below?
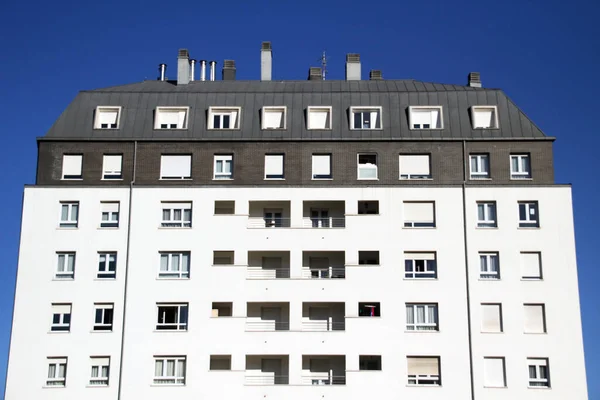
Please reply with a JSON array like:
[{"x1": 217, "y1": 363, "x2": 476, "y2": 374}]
[
  {"x1": 245, "y1": 321, "x2": 290, "y2": 331},
  {"x1": 301, "y1": 267, "x2": 346, "y2": 279},
  {"x1": 301, "y1": 321, "x2": 345, "y2": 331},
  {"x1": 245, "y1": 375, "x2": 289, "y2": 385},
  {"x1": 247, "y1": 218, "x2": 291, "y2": 228},
  {"x1": 247, "y1": 267, "x2": 290, "y2": 279},
  {"x1": 301, "y1": 375, "x2": 346, "y2": 385},
  {"x1": 246, "y1": 218, "x2": 346, "y2": 229},
  {"x1": 302, "y1": 218, "x2": 346, "y2": 228}
]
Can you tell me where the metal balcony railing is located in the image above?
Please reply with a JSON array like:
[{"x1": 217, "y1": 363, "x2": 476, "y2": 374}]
[
  {"x1": 301, "y1": 267, "x2": 346, "y2": 279},
  {"x1": 247, "y1": 218, "x2": 291, "y2": 228},
  {"x1": 302, "y1": 218, "x2": 346, "y2": 228},
  {"x1": 301, "y1": 321, "x2": 345, "y2": 331},
  {"x1": 246, "y1": 267, "x2": 290, "y2": 279},
  {"x1": 301, "y1": 375, "x2": 346, "y2": 385},
  {"x1": 245, "y1": 374, "x2": 289, "y2": 385},
  {"x1": 245, "y1": 321, "x2": 290, "y2": 331}
]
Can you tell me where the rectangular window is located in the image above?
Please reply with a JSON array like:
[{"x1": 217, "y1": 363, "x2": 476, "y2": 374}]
[
  {"x1": 481, "y1": 304, "x2": 502, "y2": 333},
  {"x1": 98, "y1": 252, "x2": 117, "y2": 279},
  {"x1": 407, "y1": 357, "x2": 440, "y2": 386},
  {"x1": 519, "y1": 201, "x2": 539, "y2": 228},
  {"x1": 483, "y1": 357, "x2": 506, "y2": 387},
  {"x1": 93, "y1": 303, "x2": 114, "y2": 331},
  {"x1": 477, "y1": 202, "x2": 497, "y2": 228},
  {"x1": 307, "y1": 106, "x2": 332, "y2": 129},
  {"x1": 102, "y1": 155, "x2": 123, "y2": 180},
  {"x1": 524, "y1": 304, "x2": 546, "y2": 333},
  {"x1": 213, "y1": 251, "x2": 234, "y2": 265},
  {"x1": 409, "y1": 106, "x2": 443, "y2": 129},
  {"x1": 510, "y1": 154, "x2": 531, "y2": 179},
  {"x1": 312, "y1": 154, "x2": 332, "y2": 179},
  {"x1": 89, "y1": 357, "x2": 110, "y2": 386},
  {"x1": 521, "y1": 252, "x2": 542, "y2": 280},
  {"x1": 358, "y1": 251, "x2": 380, "y2": 265},
  {"x1": 59, "y1": 202, "x2": 79, "y2": 228},
  {"x1": 62, "y1": 154, "x2": 83, "y2": 180},
  {"x1": 358, "y1": 200, "x2": 379, "y2": 215},
  {"x1": 214, "y1": 201, "x2": 235, "y2": 215},
  {"x1": 406, "y1": 304, "x2": 438, "y2": 331},
  {"x1": 100, "y1": 202, "x2": 119, "y2": 228},
  {"x1": 154, "y1": 357, "x2": 186, "y2": 385},
  {"x1": 399, "y1": 155, "x2": 431, "y2": 179},
  {"x1": 262, "y1": 106, "x2": 286, "y2": 129},
  {"x1": 213, "y1": 155, "x2": 233, "y2": 180},
  {"x1": 359, "y1": 355, "x2": 382, "y2": 371},
  {"x1": 212, "y1": 302, "x2": 233, "y2": 317},
  {"x1": 154, "y1": 107, "x2": 188, "y2": 129},
  {"x1": 56, "y1": 252, "x2": 75, "y2": 279},
  {"x1": 210, "y1": 355, "x2": 232, "y2": 370},
  {"x1": 403, "y1": 201, "x2": 435, "y2": 228},
  {"x1": 357, "y1": 154, "x2": 377, "y2": 180},
  {"x1": 159, "y1": 252, "x2": 190, "y2": 279},
  {"x1": 471, "y1": 106, "x2": 499, "y2": 129},
  {"x1": 404, "y1": 252, "x2": 437, "y2": 279},
  {"x1": 94, "y1": 106, "x2": 121, "y2": 129},
  {"x1": 50, "y1": 304, "x2": 71, "y2": 332},
  {"x1": 161, "y1": 202, "x2": 192, "y2": 228},
  {"x1": 160, "y1": 155, "x2": 192, "y2": 179},
  {"x1": 208, "y1": 107, "x2": 241, "y2": 129},
  {"x1": 358, "y1": 302, "x2": 381, "y2": 317},
  {"x1": 479, "y1": 252, "x2": 500, "y2": 280},
  {"x1": 156, "y1": 304, "x2": 189, "y2": 331},
  {"x1": 350, "y1": 107, "x2": 382, "y2": 129},
  {"x1": 528, "y1": 358, "x2": 550, "y2": 388},
  {"x1": 46, "y1": 357, "x2": 67, "y2": 387},
  {"x1": 264, "y1": 154, "x2": 284, "y2": 179},
  {"x1": 469, "y1": 154, "x2": 490, "y2": 179}
]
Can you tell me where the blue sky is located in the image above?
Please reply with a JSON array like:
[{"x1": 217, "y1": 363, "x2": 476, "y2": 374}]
[{"x1": 0, "y1": 0, "x2": 598, "y2": 397}]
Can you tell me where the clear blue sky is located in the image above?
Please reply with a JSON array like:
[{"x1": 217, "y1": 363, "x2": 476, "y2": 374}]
[{"x1": 0, "y1": 0, "x2": 598, "y2": 397}]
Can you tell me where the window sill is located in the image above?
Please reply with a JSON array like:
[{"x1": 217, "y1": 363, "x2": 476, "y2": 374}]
[
  {"x1": 52, "y1": 278, "x2": 74, "y2": 281},
  {"x1": 406, "y1": 384, "x2": 442, "y2": 388},
  {"x1": 483, "y1": 385, "x2": 507, "y2": 389},
  {"x1": 475, "y1": 226, "x2": 498, "y2": 229},
  {"x1": 207, "y1": 128, "x2": 241, "y2": 131},
  {"x1": 98, "y1": 226, "x2": 120, "y2": 230},
  {"x1": 153, "y1": 128, "x2": 188, "y2": 131},
  {"x1": 101, "y1": 178, "x2": 123, "y2": 181},
  {"x1": 402, "y1": 226, "x2": 436, "y2": 229},
  {"x1": 399, "y1": 178, "x2": 433, "y2": 181},
  {"x1": 469, "y1": 177, "x2": 492, "y2": 180},
  {"x1": 156, "y1": 277, "x2": 190, "y2": 281},
  {"x1": 404, "y1": 330, "x2": 439, "y2": 333},
  {"x1": 312, "y1": 178, "x2": 333, "y2": 181},
  {"x1": 60, "y1": 178, "x2": 83, "y2": 181},
  {"x1": 90, "y1": 330, "x2": 113, "y2": 333},
  {"x1": 523, "y1": 332, "x2": 548, "y2": 335},
  {"x1": 518, "y1": 226, "x2": 540, "y2": 230},
  {"x1": 93, "y1": 127, "x2": 120, "y2": 130},
  {"x1": 157, "y1": 226, "x2": 192, "y2": 229},
  {"x1": 150, "y1": 384, "x2": 186, "y2": 387},
  {"x1": 48, "y1": 330, "x2": 70, "y2": 334},
  {"x1": 480, "y1": 331, "x2": 504, "y2": 334},
  {"x1": 510, "y1": 177, "x2": 533, "y2": 181},
  {"x1": 408, "y1": 128, "x2": 444, "y2": 131},
  {"x1": 43, "y1": 385, "x2": 66, "y2": 389},
  {"x1": 56, "y1": 227, "x2": 78, "y2": 230},
  {"x1": 153, "y1": 330, "x2": 188, "y2": 333},
  {"x1": 307, "y1": 128, "x2": 333, "y2": 131},
  {"x1": 403, "y1": 278, "x2": 438, "y2": 281},
  {"x1": 94, "y1": 278, "x2": 117, "y2": 281},
  {"x1": 527, "y1": 386, "x2": 551, "y2": 390},
  {"x1": 261, "y1": 128, "x2": 287, "y2": 131},
  {"x1": 263, "y1": 178, "x2": 286, "y2": 180},
  {"x1": 159, "y1": 178, "x2": 193, "y2": 181},
  {"x1": 478, "y1": 278, "x2": 501, "y2": 281},
  {"x1": 212, "y1": 178, "x2": 234, "y2": 181},
  {"x1": 357, "y1": 178, "x2": 379, "y2": 181},
  {"x1": 350, "y1": 128, "x2": 384, "y2": 131},
  {"x1": 520, "y1": 278, "x2": 543, "y2": 281},
  {"x1": 86, "y1": 384, "x2": 110, "y2": 388}
]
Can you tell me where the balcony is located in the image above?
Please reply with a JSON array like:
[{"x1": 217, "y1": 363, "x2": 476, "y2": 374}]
[
  {"x1": 246, "y1": 302, "x2": 290, "y2": 331},
  {"x1": 245, "y1": 355, "x2": 289, "y2": 385},
  {"x1": 248, "y1": 201, "x2": 290, "y2": 228},
  {"x1": 302, "y1": 355, "x2": 346, "y2": 385},
  {"x1": 302, "y1": 302, "x2": 345, "y2": 331},
  {"x1": 247, "y1": 251, "x2": 290, "y2": 279},
  {"x1": 303, "y1": 201, "x2": 345, "y2": 228},
  {"x1": 302, "y1": 251, "x2": 345, "y2": 279}
]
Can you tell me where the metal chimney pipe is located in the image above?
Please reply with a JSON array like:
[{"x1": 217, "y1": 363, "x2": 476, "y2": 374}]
[
  {"x1": 158, "y1": 63, "x2": 167, "y2": 81},
  {"x1": 209, "y1": 61, "x2": 216, "y2": 81},
  {"x1": 200, "y1": 60, "x2": 207, "y2": 81},
  {"x1": 189, "y1": 59, "x2": 196, "y2": 82}
]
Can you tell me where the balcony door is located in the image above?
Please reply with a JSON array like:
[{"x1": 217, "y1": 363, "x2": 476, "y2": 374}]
[
  {"x1": 309, "y1": 257, "x2": 330, "y2": 278},
  {"x1": 310, "y1": 209, "x2": 330, "y2": 228},
  {"x1": 264, "y1": 209, "x2": 283, "y2": 227}
]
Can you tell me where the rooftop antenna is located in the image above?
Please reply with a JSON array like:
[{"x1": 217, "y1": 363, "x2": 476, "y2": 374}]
[{"x1": 319, "y1": 51, "x2": 328, "y2": 80}]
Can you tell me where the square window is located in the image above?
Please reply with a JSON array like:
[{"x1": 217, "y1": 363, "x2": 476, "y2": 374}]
[
  {"x1": 214, "y1": 155, "x2": 233, "y2": 180},
  {"x1": 156, "y1": 303, "x2": 189, "y2": 331},
  {"x1": 477, "y1": 202, "x2": 497, "y2": 228},
  {"x1": 471, "y1": 106, "x2": 499, "y2": 129},
  {"x1": 404, "y1": 252, "x2": 437, "y2": 279},
  {"x1": 359, "y1": 355, "x2": 382, "y2": 371},
  {"x1": 62, "y1": 155, "x2": 83, "y2": 180},
  {"x1": 97, "y1": 252, "x2": 117, "y2": 279},
  {"x1": 154, "y1": 357, "x2": 186, "y2": 385},
  {"x1": 510, "y1": 154, "x2": 531, "y2": 179},
  {"x1": 409, "y1": 106, "x2": 443, "y2": 129},
  {"x1": 264, "y1": 154, "x2": 284, "y2": 179},
  {"x1": 100, "y1": 202, "x2": 119, "y2": 228},
  {"x1": 214, "y1": 201, "x2": 235, "y2": 215},
  {"x1": 481, "y1": 303, "x2": 503, "y2": 333},
  {"x1": 210, "y1": 355, "x2": 231, "y2": 370},
  {"x1": 89, "y1": 357, "x2": 110, "y2": 386},
  {"x1": 469, "y1": 154, "x2": 490, "y2": 179},
  {"x1": 213, "y1": 251, "x2": 234, "y2": 265},
  {"x1": 312, "y1": 154, "x2": 332, "y2": 179},
  {"x1": 159, "y1": 252, "x2": 191, "y2": 279},
  {"x1": 59, "y1": 202, "x2": 79, "y2": 228},
  {"x1": 406, "y1": 304, "x2": 438, "y2": 331},
  {"x1": 350, "y1": 107, "x2": 382, "y2": 129},
  {"x1": 262, "y1": 106, "x2": 286, "y2": 129},
  {"x1": 358, "y1": 302, "x2": 380, "y2": 317},
  {"x1": 102, "y1": 155, "x2": 123, "y2": 180},
  {"x1": 46, "y1": 357, "x2": 67, "y2": 387},
  {"x1": 93, "y1": 304, "x2": 114, "y2": 331},
  {"x1": 154, "y1": 107, "x2": 189, "y2": 129},
  {"x1": 307, "y1": 106, "x2": 332, "y2": 129},
  {"x1": 519, "y1": 201, "x2": 539, "y2": 228},
  {"x1": 212, "y1": 302, "x2": 233, "y2": 317},
  {"x1": 358, "y1": 251, "x2": 379, "y2": 265},
  {"x1": 483, "y1": 357, "x2": 506, "y2": 388},
  {"x1": 399, "y1": 155, "x2": 431, "y2": 179},
  {"x1": 521, "y1": 252, "x2": 542, "y2": 280},
  {"x1": 407, "y1": 357, "x2": 440, "y2": 386},
  {"x1": 403, "y1": 201, "x2": 435, "y2": 228},
  {"x1": 358, "y1": 200, "x2": 379, "y2": 215},
  {"x1": 160, "y1": 155, "x2": 191, "y2": 180},
  {"x1": 524, "y1": 304, "x2": 546, "y2": 333},
  {"x1": 357, "y1": 154, "x2": 377, "y2": 180},
  {"x1": 94, "y1": 106, "x2": 121, "y2": 129},
  {"x1": 528, "y1": 358, "x2": 550, "y2": 388},
  {"x1": 479, "y1": 252, "x2": 500, "y2": 280},
  {"x1": 208, "y1": 107, "x2": 241, "y2": 129},
  {"x1": 161, "y1": 202, "x2": 192, "y2": 227},
  {"x1": 56, "y1": 252, "x2": 75, "y2": 279},
  {"x1": 50, "y1": 304, "x2": 71, "y2": 332}
]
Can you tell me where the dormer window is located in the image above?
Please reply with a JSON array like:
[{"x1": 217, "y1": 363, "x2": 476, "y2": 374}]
[
  {"x1": 471, "y1": 106, "x2": 499, "y2": 129},
  {"x1": 262, "y1": 106, "x2": 286, "y2": 129},
  {"x1": 154, "y1": 107, "x2": 189, "y2": 130},
  {"x1": 307, "y1": 106, "x2": 332, "y2": 130},
  {"x1": 94, "y1": 106, "x2": 121, "y2": 129},
  {"x1": 208, "y1": 107, "x2": 241, "y2": 130},
  {"x1": 350, "y1": 107, "x2": 382, "y2": 130},
  {"x1": 409, "y1": 106, "x2": 443, "y2": 129}
]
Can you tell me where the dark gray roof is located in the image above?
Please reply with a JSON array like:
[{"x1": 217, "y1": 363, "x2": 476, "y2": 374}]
[{"x1": 43, "y1": 80, "x2": 549, "y2": 141}]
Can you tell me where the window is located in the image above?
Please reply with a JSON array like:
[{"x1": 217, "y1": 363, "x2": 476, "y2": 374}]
[
  {"x1": 403, "y1": 201, "x2": 435, "y2": 228},
  {"x1": 483, "y1": 357, "x2": 506, "y2": 388},
  {"x1": 46, "y1": 357, "x2": 67, "y2": 387},
  {"x1": 405, "y1": 252, "x2": 437, "y2": 279},
  {"x1": 89, "y1": 357, "x2": 110, "y2": 386},
  {"x1": 524, "y1": 304, "x2": 546, "y2": 333},
  {"x1": 481, "y1": 304, "x2": 502, "y2": 333},
  {"x1": 307, "y1": 106, "x2": 332, "y2": 129},
  {"x1": 357, "y1": 154, "x2": 377, "y2": 180},
  {"x1": 469, "y1": 154, "x2": 490, "y2": 179},
  {"x1": 154, "y1": 357, "x2": 186, "y2": 385},
  {"x1": 59, "y1": 202, "x2": 79, "y2": 228},
  {"x1": 208, "y1": 107, "x2": 241, "y2": 129},
  {"x1": 56, "y1": 252, "x2": 75, "y2": 279},
  {"x1": 312, "y1": 154, "x2": 332, "y2": 179},
  {"x1": 477, "y1": 202, "x2": 497, "y2": 228},
  {"x1": 93, "y1": 304, "x2": 114, "y2": 331},
  {"x1": 399, "y1": 155, "x2": 431, "y2": 179},
  {"x1": 157, "y1": 304, "x2": 189, "y2": 331},
  {"x1": 358, "y1": 251, "x2": 379, "y2": 265},
  {"x1": 528, "y1": 358, "x2": 550, "y2": 388},
  {"x1": 350, "y1": 107, "x2": 382, "y2": 129},
  {"x1": 358, "y1": 201, "x2": 379, "y2": 215},
  {"x1": 62, "y1": 154, "x2": 83, "y2": 179},
  {"x1": 50, "y1": 304, "x2": 71, "y2": 332},
  {"x1": 358, "y1": 302, "x2": 380, "y2": 317},
  {"x1": 212, "y1": 302, "x2": 232, "y2": 317},
  {"x1": 407, "y1": 357, "x2": 440, "y2": 386},
  {"x1": 521, "y1": 252, "x2": 542, "y2": 280},
  {"x1": 214, "y1": 201, "x2": 235, "y2": 215},
  {"x1": 471, "y1": 106, "x2": 499, "y2": 129},
  {"x1": 213, "y1": 155, "x2": 233, "y2": 180},
  {"x1": 100, "y1": 202, "x2": 119, "y2": 228},
  {"x1": 510, "y1": 154, "x2": 531, "y2": 179},
  {"x1": 159, "y1": 252, "x2": 190, "y2": 279},
  {"x1": 409, "y1": 106, "x2": 443, "y2": 129},
  {"x1": 94, "y1": 106, "x2": 121, "y2": 129},
  {"x1": 213, "y1": 251, "x2": 234, "y2": 265},
  {"x1": 161, "y1": 202, "x2": 192, "y2": 227},
  {"x1": 406, "y1": 304, "x2": 438, "y2": 331},
  {"x1": 262, "y1": 106, "x2": 286, "y2": 129},
  {"x1": 359, "y1": 355, "x2": 382, "y2": 371},
  {"x1": 210, "y1": 355, "x2": 231, "y2": 370},
  {"x1": 479, "y1": 252, "x2": 500, "y2": 280},
  {"x1": 102, "y1": 155, "x2": 122, "y2": 180},
  {"x1": 160, "y1": 155, "x2": 191, "y2": 179},
  {"x1": 264, "y1": 154, "x2": 284, "y2": 179},
  {"x1": 519, "y1": 201, "x2": 539, "y2": 228},
  {"x1": 154, "y1": 107, "x2": 188, "y2": 129},
  {"x1": 97, "y1": 252, "x2": 117, "y2": 279}
]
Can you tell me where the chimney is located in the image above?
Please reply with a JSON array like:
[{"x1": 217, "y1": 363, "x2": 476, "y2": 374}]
[
  {"x1": 261, "y1": 41, "x2": 272, "y2": 81},
  {"x1": 189, "y1": 59, "x2": 196, "y2": 82},
  {"x1": 369, "y1": 70, "x2": 383, "y2": 80},
  {"x1": 158, "y1": 63, "x2": 167, "y2": 81},
  {"x1": 209, "y1": 61, "x2": 216, "y2": 81},
  {"x1": 308, "y1": 67, "x2": 322, "y2": 81},
  {"x1": 177, "y1": 49, "x2": 190, "y2": 85},
  {"x1": 345, "y1": 53, "x2": 361, "y2": 81},
  {"x1": 200, "y1": 60, "x2": 207, "y2": 81},
  {"x1": 468, "y1": 72, "x2": 482, "y2": 88},
  {"x1": 222, "y1": 60, "x2": 236, "y2": 81}
]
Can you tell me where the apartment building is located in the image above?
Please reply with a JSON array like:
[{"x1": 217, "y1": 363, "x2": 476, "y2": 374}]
[{"x1": 5, "y1": 43, "x2": 588, "y2": 400}]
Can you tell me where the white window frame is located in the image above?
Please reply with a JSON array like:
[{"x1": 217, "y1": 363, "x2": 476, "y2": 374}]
[
  {"x1": 158, "y1": 252, "x2": 191, "y2": 279},
  {"x1": 264, "y1": 154, "x2": 285, "y2": 180},
  {"x1": 89, "y1": 357, "x2": 110, "y2": 386},
  {"x1": 479, "y1": 252, "x2": 500, "y2": 280},
  {"x1": 405, "y1": 304, "x2": 439, "y2": 331},
  {"x1": 208, "y1": 106, "x2": 241, "y2": 130},
  {"x1": 93, "y1": 303, "x2": 114, "y2": 331},
  {"x1": 56, "y1": 252, "x2": 75, "y2": 279},
  {"x1": 407, "y1": 357, "x2": 441, "y2": 386},
  {"x1": 408, "y1": 106, "x2": 444, "y2": 130},
  {"x1": 154, "y1": 106, "x2": 189, "y2": 130},
  {"x1": 50, "y1": 304, "x2": 71, "y2": 332},
  {"x1": 399, "y1": 154, "x2": 431, "y2": 180},
  {"x1": 510, "y1": 154, "x2": 531, "y2": 179},
  {"x1": 477, "y1": 202, "x2": 497, "y2": 228},
  {"x1": 403, "y1": 201, "x2": 436, "y2": 228},
  {"x1": 471, "y1": 106, "x2": 499, "y2": 129},
  {"x1": 46, "y1": 357, "x2": 67, "y2": 387},
  {"x1": 261, "y1": 106, "x2": 287, "y2": 130},
  {"x1": 94, "y1": 106, "x2": 122, "y2": 129},
  {"x1": 59, "y1": 202, "x2": 79, "y2": 228},
  {"x1": 404, "y1": 253, "x2": 437, "y2": 279},
  {"x1": 161, "y1": 202, "x2": 192, "y2": 228},
  {"x1": 153, "y1": 357, "x2": 186, "y2": 385},
  {"x1": 469, "y1": 154, "x2": 490, "y2": 179},
  {"x1": 357, "y1": 153, "x2": 378, "y2": 180},
  {"x1": 156, "y1": 303, "x2": 189, "y2": 331},
  {"x1": 98, "y1": 252, "x2": 117, "y2": 279},
  {"x1": 100, "y1": 202, "x2": 119, "y2": 228},
  {"x1": 519, "y1": 201, "x2": 539, "y2": 228},
  {"x1": 350, "y1": 106, "x2": 382, "y2": 130},
  {"x1": 527, "y1": 358, "x2": 550, "y2": 388},
  {"x1": 307, "y1": 106, "x2": 332, "y2": 130},
  {"x1": 213, "y1": 155, "x2": 233, "y2": 180},
  {"x1": 102, "y1": 154, "x2": 123, "y2": 180},
  {"x1": 312, "y1": 154, "x2": 332, "y2": 179},
  {"x1": 61, "y1": 154, "x2": 83, "y2": 180}
]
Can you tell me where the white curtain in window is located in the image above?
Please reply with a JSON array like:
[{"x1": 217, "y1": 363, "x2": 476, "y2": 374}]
[
  {"x1": 97, "y1": 110, "x2": 118, "y2": 126},
  {"x1": 264, "y1": 155, "x2": 284, "y2": 176},
  {"x1": 62, "y1": 155, "x2": 82, "y2": 177},
  {"x1": 406, "y1": 306, "x2": 414, "y2": 325},
  {"x1": 309, "y1": 109, "x2": 330, "y2": 129},
  {"x1": 370, "y1": 111, "x2": 380, "y2": 128},
  {"x1": 160, "y1": 255, "x2": 169, "y2": 271},
  {"x1": 312, "y1": 155, "x2": 331, "y2": 177},
  {"x1": 160, "y1": 155, "x2": 191, "y2": 178},
  {"x1": 483, "y1": 358, "x2": 505, "y2": 387},
  {"x1": 103, "y1": 155, "x2": 122, "y2": 175},
  {"x1": 48, "y1": 364, "x2": 56, "y2": 378},
  {"x1": 524, "y1": 305, "x2": 544, "y2": 333},
  {"x1": 400, "y1": 155, "x2": 430, "y2": 176},
  {"x1": 155, "y1": 360, "x2": 163, "y2": 376},
  {"x1": 407, "y1": 357, "x2": 439, "y2": 375},
  {"x1": 177, "y1": 360, "x2": 185, "y2": 377},
  {"x1": 520, "y1": 252, "x2": 541, "y2": 278},
  {"x1": 404, "y1": 202, "x2": 434, "y2": 223},
  {"x1": 181, "y1": 253, "x2": 190, "y2": 272},
  {"x1": 474, "y1": 109, "x2": 494, "y2": 128},
  {"x1": 481, "y1": 304, "x2": 501, "y2": 332},
  {"x1": 264, "y1": 109, "x2": 284, "y2": 128},
  {"x1": 66, "y1": 255, "x2": 75, "y2": 271}
]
